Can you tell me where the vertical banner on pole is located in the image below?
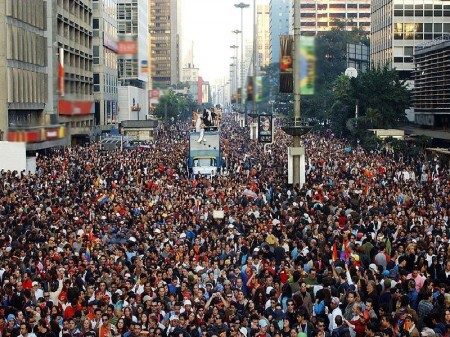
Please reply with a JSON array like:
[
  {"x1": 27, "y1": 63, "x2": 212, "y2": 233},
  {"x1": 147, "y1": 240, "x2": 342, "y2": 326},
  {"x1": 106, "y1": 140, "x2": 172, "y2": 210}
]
[
  {"x1": 255, "y1": 76, "x2": 262, "y2": 103},
  {"x1": 59, "y1": 48, "x2": 65, "y2": 97},
  {"x1": 247, "y1": 76, "x2": 254, "y2": 101},
  {"x1": 280, "y1": 35, "x2": 293, "y2": 93},
  {"x1": 299, "y1": 36, "x2": 316, "y2": 95},
  {"x1": 258, "y1": 114, "x2": 273, "y2": 143}
]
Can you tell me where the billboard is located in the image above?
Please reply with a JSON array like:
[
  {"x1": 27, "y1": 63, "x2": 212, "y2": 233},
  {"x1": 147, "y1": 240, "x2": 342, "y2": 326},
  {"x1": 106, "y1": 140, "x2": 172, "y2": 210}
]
[
  {"x1": 258, "y1": 114, "x2": 273, "y2": 143},
  {"x1": 117, "y1": 41, "x2": 137, "y2": 55},
  {"x1": 280, "y1": 35, "x2": 293, "y2": 93}
]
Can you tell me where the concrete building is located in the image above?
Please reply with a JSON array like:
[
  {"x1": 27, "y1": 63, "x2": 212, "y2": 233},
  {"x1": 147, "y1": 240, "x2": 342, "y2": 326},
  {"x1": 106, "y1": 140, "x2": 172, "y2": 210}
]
[
  {"x1": 269, "y1": 0, "x2": 292, "y2": 64},
  {"x1": 257, "y1": 4, "x2": 271, "y2": 68},
  {"x1": 117, "y1": 0, "x2": 148, "y2": 120},
  {"x1": 371, "y1": 0, "x2": 450, "y2": 80},
  {"x1": 149, "y1": 0, "x2": 180, "y2": 87},
  {"x1": 50, "y1": 0, "x2": 95, "y2": 142},
  {"x1": 93, "y1": 0, "x2": 119, "y2": 125},
  {"x1": 181, "y1": 63, "x2": 199, "y2": 82},
  {"x1": 413, "y1": 37, "x2": 450, "y2": 127},
  {"x1": 347, "y1": 43, "x2": 370, "y2": 72},
  {"x1": 0, "y1": 0, "x2": 47, "y2": 140},
  {"x1": 297, "y1": 0, "x2": 371, "y2": 36}
]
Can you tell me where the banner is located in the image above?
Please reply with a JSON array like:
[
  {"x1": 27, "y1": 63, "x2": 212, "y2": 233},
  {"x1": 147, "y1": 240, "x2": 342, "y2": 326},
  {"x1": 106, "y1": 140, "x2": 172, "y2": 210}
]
[
  {"x1": 247, "y1": 76, "x2": 254, "y2": 102},
  {"x1": 280, "y1": 35, "x2": 293, "y2": 93},
  {"x1": 258, "y1": 114, "x2": 273, "y2": 143},
  {"x1": 59, "y1": 48, "x2": 65, "y2": 97},
  {"x1": 299, "y1": 36, "x2": 316, "y2": 95},
  {"x1": 255, "y1": 76, "x2": 262, "y2": 103}
]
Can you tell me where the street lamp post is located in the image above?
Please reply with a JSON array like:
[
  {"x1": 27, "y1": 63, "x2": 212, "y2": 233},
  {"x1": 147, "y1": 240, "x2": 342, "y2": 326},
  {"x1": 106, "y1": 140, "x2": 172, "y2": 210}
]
[
  {"x1": 230, "y1": 45, "x2": 239, "y2": 110},
  {"x1": 234, "y1": 2, "x2": 249, "y2": 125},
  {"x1": 282, "y1": 0, "x2": 311, "y2": 187},
  {"x1": 232, "y1": 29, "x2": 241, "y2": 90}
]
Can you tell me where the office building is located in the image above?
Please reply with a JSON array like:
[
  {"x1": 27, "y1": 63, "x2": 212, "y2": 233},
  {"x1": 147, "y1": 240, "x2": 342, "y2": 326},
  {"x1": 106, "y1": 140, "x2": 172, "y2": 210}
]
[
  {"x1": 347, "y1": 43, "x2": 370, "y2": 72},
  {"x1": 269, "y1": 0, "x2": 292, "y2": 64},
  {"x1": 257, "y1": 4, "x2": 271, "y2": 68},
  {"x1": 0, "y1": 0, "x2": 48, "y2": 141},
  {"x1": 181, "y1": 63, "x2": 199, "y2": 82},
  {"x1": 50, "y1": 0, "x2": 95, "y2": 142},
  {"x1": 149, "y1": 0, "x2": 180, "y2": 87},
  {"x1": 297, "y1": 0, "x2": 371, "y2": 36},
  {"x1": 93, "y1": 0, "x2": 119, "y2": 125},
  {"x1": 117, "y1": 0, "x2": 148, "y2": 121},
  {"x1": 413, "y1": 37, "x2": 450, "y2": 127},
  {"x1": 371, "y1": 0, "x2": 450, "y2": 79}
]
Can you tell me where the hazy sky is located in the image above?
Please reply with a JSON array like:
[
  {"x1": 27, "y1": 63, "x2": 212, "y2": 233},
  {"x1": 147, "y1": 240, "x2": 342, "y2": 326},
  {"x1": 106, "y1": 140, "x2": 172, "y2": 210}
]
[{"x1": 180, "y1": 0, "x2": 261, "y2": 85}]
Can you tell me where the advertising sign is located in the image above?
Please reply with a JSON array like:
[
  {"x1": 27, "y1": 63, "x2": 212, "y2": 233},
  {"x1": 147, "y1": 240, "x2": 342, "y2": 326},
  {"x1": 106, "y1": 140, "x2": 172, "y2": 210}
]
[
  {"x1": 280, "y1": 35, "x2": 293, "y2": 93},
  {"x1": 258, "y1": 114, "x2": 273, "y2": 143}
]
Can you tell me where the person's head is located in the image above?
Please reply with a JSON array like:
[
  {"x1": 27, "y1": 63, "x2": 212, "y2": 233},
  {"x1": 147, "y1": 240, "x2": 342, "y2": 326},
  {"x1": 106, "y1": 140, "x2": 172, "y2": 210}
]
[
  {"x1": 347, "y1": 291, "x2": 356, "y2": 304},
  {"x1": 365, "y1": 321, "x2": 378, "y2": 337},
  {"x1": 335, "y1": 315, "x2": 343, "y2": 327},
  {"x1": 19, "y1": 323, "x2": 30, "y2": 336}
]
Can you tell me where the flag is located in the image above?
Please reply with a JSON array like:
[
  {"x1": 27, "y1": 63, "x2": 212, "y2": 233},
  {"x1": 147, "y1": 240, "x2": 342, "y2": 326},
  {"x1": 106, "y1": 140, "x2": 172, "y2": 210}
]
[
  {"x1": 340, "y1": 243, "x2": 346, "y2": 261},
  {"x1": 298, "y1": 36, "x2": 316, "y2": 95},
  {"x1": 85, "y1": 247, "x2": 91, "y2": 262},
  {"x1": 332, "y1": 242, "x2": 339, "y2": 262},
  {"x1": 109, "y1": 194, "x2": 115, "y2": 202},
  {"x1": 97, "y1": 194, "x2": 108, "y2": 205}
]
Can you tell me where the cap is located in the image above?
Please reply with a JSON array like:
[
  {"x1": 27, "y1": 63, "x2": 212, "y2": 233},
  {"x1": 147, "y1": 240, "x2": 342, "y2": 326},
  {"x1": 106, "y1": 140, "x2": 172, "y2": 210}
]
[
  {"x1": 239, "y1": 328, "x2": 248, "y2": 336},
  {"x1": 142, "y1": 295, "x2": 152, "y2": 303},
  {"x1": 331, "y1": 297, "x2": 340, "y2": 305},
  {"x1": 369, "y1": 263, "x2": 379, "y2": 274},
  {"x1": 32, "y1": 281, "x2": 39, "y2": 287},
  {"x1": 154, "y1": 228, "x2": 161, "y2": 234},
  {"x1": 259, "y1": 319, "x2": 268, "y2": 328},
  {"x1": 184, "y1": 300, "x2": 192, "y2": 306},
  {"x1": 169, "y1": 315, "x2": 179, "y2": 321}
]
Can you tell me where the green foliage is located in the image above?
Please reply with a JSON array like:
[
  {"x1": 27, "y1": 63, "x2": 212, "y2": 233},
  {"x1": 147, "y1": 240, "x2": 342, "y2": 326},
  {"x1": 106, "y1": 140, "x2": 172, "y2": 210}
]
[
  {"x1": 153, "y1": 89, "x2": 191, "y2": 122},
  {"x1": 332, "y1": 65, "x2": 410, "y2": 136}
]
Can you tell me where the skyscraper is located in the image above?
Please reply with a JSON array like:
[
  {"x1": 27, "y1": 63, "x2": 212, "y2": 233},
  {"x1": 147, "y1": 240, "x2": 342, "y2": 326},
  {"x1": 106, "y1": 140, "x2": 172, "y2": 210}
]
[
  {"x1": 149, "y1": 0, "x2": 180, "y2": 87},
  {"x1": 0, "y1": 0, "x2": 49, "y2": 142},
  {"x1": 93, "y1": 0, "x2": 119, "y2": 125},
  {"x1": 116, "y1": 0, "x2": 148, "y2": 122},
  {"x1": 297, "y1": 0, "x2": 371, "y2": 36},
  {"x1": 371, "y1": 0, "x2": 450, "y2": 79},
  {"x1": 257, "y1": 4, "x2": 271, "y2": 68},
  {"x1": 50, "y1": 0, "x2": 95, "y2": 141},
  {"x1": 269, "y1": 0, "x2": 292, "y2": 64}
]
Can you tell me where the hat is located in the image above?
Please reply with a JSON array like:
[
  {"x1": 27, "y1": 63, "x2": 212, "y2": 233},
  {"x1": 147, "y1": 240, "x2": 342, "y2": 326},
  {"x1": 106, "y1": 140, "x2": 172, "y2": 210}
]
[
  {"x1": 382, "y1": 270, "x2": 390, "y2": 277},
  {"x1": 32, "y1": 281, "x2": 39, "y2": 287},
  {"x1": 179, "y1": 233, "x2": 187, "y2": 239},
  {"x1": 259, "y1": 319, "x2": 268, "y2": 328},
  {"x1": 223, "y1": 280, "x2": 231, "y2": 285},
  {"x1": 142, "y1": 295, "x2": 152, "y2": 303},
  {"x1": 369, "y1": 263, "x2": 379, "y2": 274},
  {"x1": 397, "y1": 308, "x2": 407, "y2": 315},
  {"x1": 154, "y1": 228, "x2": 161, "y2": 234},
  {"x1": 169, "y1": 315, "x2": 179, "y2": 321},
  {"x1": 184, "y1": 300, "x2": 192, "y2": 306},
  {"x1": 205, "y1": 282, "x2": 213, "y2": 287},
  {"x1": 239, "y1": 327, "x2": 248, "y2": 336},
  {"x1": 331, "y1": 297, "x2": 340, "y2": 305},
  {"x1": 421, "y1": 327, "x2": 436, "y2": 337},
  {"x1": 351, "y1": 254, "x2": 360, "y2": 262}
]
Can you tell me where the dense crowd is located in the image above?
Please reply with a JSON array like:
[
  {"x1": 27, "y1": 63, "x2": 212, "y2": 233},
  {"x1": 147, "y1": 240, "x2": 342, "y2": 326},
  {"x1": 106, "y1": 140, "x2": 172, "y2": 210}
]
[{"x1": 0, "y1": 113, "x2": 449, "y2": 337}]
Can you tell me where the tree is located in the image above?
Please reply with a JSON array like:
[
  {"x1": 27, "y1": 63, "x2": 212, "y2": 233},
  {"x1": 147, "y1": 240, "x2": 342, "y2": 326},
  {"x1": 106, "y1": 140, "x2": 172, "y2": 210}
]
[
  {"x1": 356, "y1": 65, "x2": 409, "y2": 127},
  {"x1": 153, "y1": 89, "x2": 188, "y2": 122},
  {"x1": 332, "y1": 66, "x2": 410, "y2": 136}
]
